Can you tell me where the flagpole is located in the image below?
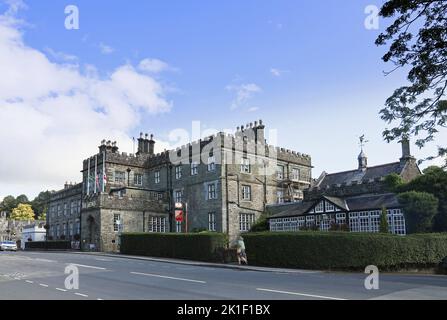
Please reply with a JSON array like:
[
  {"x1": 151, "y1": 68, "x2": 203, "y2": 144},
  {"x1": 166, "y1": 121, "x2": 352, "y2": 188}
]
[
  {"x1": 87, "y1": 157, "x2": 91, "y2": 195},
  {"x1": 102, "y1": 151, "x2": 106, "y2": 193},
  {"x1": 94, "y1": 154, "x2": 98, "y2": 194}
]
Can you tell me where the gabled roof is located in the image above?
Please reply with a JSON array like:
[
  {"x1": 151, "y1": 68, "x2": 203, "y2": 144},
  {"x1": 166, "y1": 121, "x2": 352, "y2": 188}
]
[
  {"x1": 268, "y1": 193, "x2": 401, "y2": 219},
  {"x1": 315, "y1": 162, "x2": 403, "y2": 189},
  {"x1": 344, "y1": 193, "x2": 400, "y2": 211}
]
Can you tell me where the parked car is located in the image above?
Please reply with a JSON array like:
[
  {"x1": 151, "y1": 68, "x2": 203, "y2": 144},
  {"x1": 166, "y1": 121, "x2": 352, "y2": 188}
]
[{"x1": 0, "y1": 241, "x2": 18, "y2": 251}]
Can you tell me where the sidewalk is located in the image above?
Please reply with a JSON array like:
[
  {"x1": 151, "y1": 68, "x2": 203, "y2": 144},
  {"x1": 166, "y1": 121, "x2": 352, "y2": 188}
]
[{"x1": 74, "y1": 251, "x2": 319, "y2": 274}]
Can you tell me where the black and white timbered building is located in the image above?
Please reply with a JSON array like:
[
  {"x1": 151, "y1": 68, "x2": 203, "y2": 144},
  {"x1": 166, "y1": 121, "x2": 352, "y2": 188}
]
[{"x1": 267, "y1": 139, "x2": 421, "y2": 235}]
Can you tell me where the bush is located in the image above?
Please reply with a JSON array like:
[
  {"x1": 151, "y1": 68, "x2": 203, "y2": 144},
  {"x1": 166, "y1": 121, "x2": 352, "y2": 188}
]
[
  {"x1": 398, "y1": 191, "x2": 439, "y2": 233},
  {"x1": 243, "y1": 232, "x2": 447, "y2": 271},
  {"x1": 25, "y1": 241, "x2": 72, "y2": 250},
  {"x1": 120, "y1": 232, "x2": 226, "y2": 262}
]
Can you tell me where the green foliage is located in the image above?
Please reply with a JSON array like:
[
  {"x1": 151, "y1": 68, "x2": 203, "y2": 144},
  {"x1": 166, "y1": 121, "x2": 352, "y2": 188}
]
[
  {"x1": 403, "y1": 166, "x2": 447, "y2": 232},
  {"x1": 243, "y1": 232, "x2": 447, "y2": 271},
  {"x1": 31, "y1": 191, "x2": 52, "y2": 218},
  {"x1": 120, "y1": 232, "x2": 227, "y2": 262},
  {"x1": 0, "y1": 195, "x2": 18, "y2": 215},
  {"x1": 398, "y1": 191, "x2": 438, "y2": 233},
  {"x1": 249, "y1": 214, "x2": 269, "y2": 232},
  {"x1": 384, "y1": 173, "x2": 404, "y2": 192},
  {"x1": 376, "y1": 1, "x2": 447, "y2": 164},
  {"x1": 379, "y1": 207, "x2": 390, "y2": 233},
  {"x1": 25, "y1": 241, "x2": 71, "y2": 250}
]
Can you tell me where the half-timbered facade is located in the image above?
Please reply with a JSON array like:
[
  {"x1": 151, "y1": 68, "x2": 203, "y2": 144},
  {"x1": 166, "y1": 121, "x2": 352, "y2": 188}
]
[{"x1": 269, "y1": 194, "x2": 406, "y2": 235}]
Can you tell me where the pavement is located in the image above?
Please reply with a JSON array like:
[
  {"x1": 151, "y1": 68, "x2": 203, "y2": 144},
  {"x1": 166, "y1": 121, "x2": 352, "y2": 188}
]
[{"x1": 0, "y1": 251, "x2": 446, "y2": 300}]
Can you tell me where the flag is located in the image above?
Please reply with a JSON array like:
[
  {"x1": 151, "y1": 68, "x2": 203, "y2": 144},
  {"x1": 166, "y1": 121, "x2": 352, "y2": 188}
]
[{"x1": 96, "y1": 174, "x2": 100, "y2": 191}]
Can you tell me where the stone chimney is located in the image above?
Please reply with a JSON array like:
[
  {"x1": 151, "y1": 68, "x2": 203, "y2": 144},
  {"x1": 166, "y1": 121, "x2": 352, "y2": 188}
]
[
  {"x1": 254, "y1": 119, "x2": 265, "y2": 145},
  {"x1": 148, "y1": 134, "x2": 155, "y2": 155},
  {"x1": 400, "y1": 136, "x2": 414, "y2": 165},
  {"x1": 137, "y1": 132, "x2": 145, "y2": 154},
  {"x1": 98, "y1": 139, "x2": 107, "y2": 153}
]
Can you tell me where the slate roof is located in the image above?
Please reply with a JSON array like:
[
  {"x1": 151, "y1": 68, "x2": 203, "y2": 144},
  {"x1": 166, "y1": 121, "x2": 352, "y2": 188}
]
[
  {"x1": 345, "y1": 193, "x2": 400, "y2": 211},
  {"x1": 268, "y1": 193, "x2": 401, "y2": 219},
  {"x1": 316, "y1": 162, "x2": 403, "y2": 189}
]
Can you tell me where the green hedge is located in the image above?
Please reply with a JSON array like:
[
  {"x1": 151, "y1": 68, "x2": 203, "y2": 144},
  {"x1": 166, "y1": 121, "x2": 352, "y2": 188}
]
[
  {"x1": 243, "y1": 232, "x2": 447, "y2": 271},
  {"x1": 120, "y1": 232, "x2": 226, "y2": 262},
  {"x1": 25, "y1": 241, "x2": 72, "y2": 250}
]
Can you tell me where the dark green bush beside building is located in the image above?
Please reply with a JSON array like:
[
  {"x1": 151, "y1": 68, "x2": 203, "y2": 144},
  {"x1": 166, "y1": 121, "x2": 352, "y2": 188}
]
[
  {"x1": 243, "y1": 232, "x2": 447, "y2": 271},
  {"x1": 25, "y1": 241, "x2": 71, "y2": 250},
  {"x1": 120, "y1": 232, "x2": 226, "y2": 262}
]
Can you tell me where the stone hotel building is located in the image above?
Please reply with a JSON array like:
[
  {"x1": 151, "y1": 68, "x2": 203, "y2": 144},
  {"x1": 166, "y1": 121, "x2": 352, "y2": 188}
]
[{"x1": 47, "y1": 120, "x2": 313, "y2": 251}]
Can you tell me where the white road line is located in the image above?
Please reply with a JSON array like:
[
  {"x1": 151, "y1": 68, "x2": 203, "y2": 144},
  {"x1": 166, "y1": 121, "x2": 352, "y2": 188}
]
[
  {"x1": 130, "y1": 271, "x2": 206, "y2": 284},
  {"x1": 39, "y1": 283, "x2": 49, "y2": 288},
  {"x1": 256, "y1": 288, "x2": 347, "y2": 301},
  {"x1": 56, "y1": 288, "x2": 67, "y2": 292},
  {"x1": 74, "y1": 293, "x2": 88, "y2": 298},
  {"x1": 25, "y1": 280, "x2": 34, "y2": 284},
  {"x1": 69, "y1": 264, "x2": 107, "y2": 270}
]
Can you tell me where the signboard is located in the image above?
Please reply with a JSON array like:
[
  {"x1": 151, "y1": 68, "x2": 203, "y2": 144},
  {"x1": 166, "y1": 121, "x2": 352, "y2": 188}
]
[
  {"x1": 175, "y1": 209, "x2": 183, "y2": 222},
  {"x1": 175, "y1": 202, "x2": 183, "y2": 209}
]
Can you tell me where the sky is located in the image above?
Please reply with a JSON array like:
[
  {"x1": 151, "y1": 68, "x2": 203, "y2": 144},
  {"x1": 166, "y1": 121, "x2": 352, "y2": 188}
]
[{"x1": 0, "y1": 0, "x2": 446, "y2": 200}]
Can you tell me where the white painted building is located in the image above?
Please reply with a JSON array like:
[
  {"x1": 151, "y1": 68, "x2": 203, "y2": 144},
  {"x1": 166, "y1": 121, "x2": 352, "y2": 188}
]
[{"x1": 21, "y1": 223, "x2": 47, "y2": 250}]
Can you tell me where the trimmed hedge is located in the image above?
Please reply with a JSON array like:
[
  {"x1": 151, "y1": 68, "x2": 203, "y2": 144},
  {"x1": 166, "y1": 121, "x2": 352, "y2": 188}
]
[
  {"x1": 243, "y1": 232, "x2": 447, "y2": 271},
  {"x1": 25, "y1": 241, "x2": 72, "y2": 250},
  {"x1": 120, "y1": 232, "x2": 226, "y2": 262}
]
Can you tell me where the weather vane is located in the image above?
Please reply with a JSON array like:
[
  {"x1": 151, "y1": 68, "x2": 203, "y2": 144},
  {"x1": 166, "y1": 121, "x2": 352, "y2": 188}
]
[{"x1": 359, "y1": 135, "x2": 369, "y2": 151}]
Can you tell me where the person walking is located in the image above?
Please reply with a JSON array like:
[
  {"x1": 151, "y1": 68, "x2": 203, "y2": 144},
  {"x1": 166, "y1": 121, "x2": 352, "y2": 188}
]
[{"x1": 236, "y1": 236, "x2": 248, "y2": 265}]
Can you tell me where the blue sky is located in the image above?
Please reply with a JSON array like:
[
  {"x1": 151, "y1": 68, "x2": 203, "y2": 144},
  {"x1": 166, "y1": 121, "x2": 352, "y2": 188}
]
[{"x1": 0, "y1": 0, "x2": 445, "y2": 199}]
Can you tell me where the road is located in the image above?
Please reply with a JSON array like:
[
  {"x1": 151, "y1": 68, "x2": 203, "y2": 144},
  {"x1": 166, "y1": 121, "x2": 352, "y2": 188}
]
[{"x1": 0, "y1": 251, "x2": 446, "y2": 300}]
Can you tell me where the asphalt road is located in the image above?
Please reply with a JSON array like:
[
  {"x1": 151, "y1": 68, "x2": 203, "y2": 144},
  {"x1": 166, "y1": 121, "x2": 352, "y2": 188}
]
[{"x1": 0, "y1": 251, "x2": 446, "y2": 300}]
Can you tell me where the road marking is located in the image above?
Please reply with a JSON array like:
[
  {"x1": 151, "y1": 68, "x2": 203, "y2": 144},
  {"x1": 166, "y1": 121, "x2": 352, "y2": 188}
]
[
  {"x1": 25, "y1": 280, "x2": 34, "y2": 284},
  {"x1": 94, "y1": 258, "x2": 113, "y2": 262},
  {"x1": 39, "y1": 283, "x2": 49, "y2": 288},
  {"x1": 97, "y1": 298, "x2": 104, "y2": 300},
  {"x1": 69, "y1": 264, "x2": 107, "y2": 270},
  {"x1": 56, "y1": 288, "x2": 67, "y2": 292},
  {"x1": 256, "y1": 288, "x2": 347, "y2": 301},
  {"x1": 130, "y1": 272, "x2": 206, "y2": 284},
  {"x1": 74, "y1": 293, "x2": 88, "y2": 298}
]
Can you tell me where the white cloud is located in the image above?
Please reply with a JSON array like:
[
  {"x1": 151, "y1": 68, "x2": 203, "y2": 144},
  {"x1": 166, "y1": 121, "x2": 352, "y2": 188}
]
[
  {"x1": 270, "y1": 68, "x2": 281, "y2": 77},
  {"x1": 226, "y1": 83, "x2": 261, "y2": 110},
  {"x1": 0, "y1": 7, "x2": 173, "y2": 199},
  {"x1": 138, "y1": 58, "x2": 170, "y2": 73},
  {"x1": 270, "y1": 68, "x2": 289, "y2": 77},
  {"x1": 247, "y1": 106, "x2": 259, "y2": 112},
  {"x1": 99, "y1": 42, "x2": 114, "y2": 54},
  {"x1": 44, "y1": 47, "x2": 78, "y2": 62}
]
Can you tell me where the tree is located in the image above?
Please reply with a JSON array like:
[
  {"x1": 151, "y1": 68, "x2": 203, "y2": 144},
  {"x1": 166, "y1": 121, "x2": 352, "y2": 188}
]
[
  {"x1": 31, "y1": 191, "x2": 52, "y2": 218},
  {"x1": 380, "y1": 207, "x2": 390, "y2": 233},
  {"x1": 398, "y1": 191, "x2": 438, "y2": 233},
  {"x1": 384, "y1": 173, "x2": 405, "y2": 192},
  {"x1": 402, "y1": 166, "x2": 447, "y2": 231},
  {"x1": 0, "y1": 195, "x2": 17, "y2": 215},
  {"x1": 38, "y1": 213, "x2": 46, "y2": 221},
  {"x1": 15, "y1": 194, "x2": 29, "y2": 205},
  {"x1": 376, "y1": 0, "x2": 447, "y2": 166},
  {"x1": 10, "y1": 204, "x2": 35, "y2": 221}
]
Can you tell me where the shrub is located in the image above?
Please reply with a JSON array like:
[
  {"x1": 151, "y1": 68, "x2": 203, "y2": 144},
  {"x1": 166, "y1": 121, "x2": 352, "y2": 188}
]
[
  {"x1": 398, "y1": 191, "x2": 439, "y2": 233},
  {"x1": 243, "y1": 232, "x2": 447, "y2": 271},
  {"x1": 25, "y1": 241, "x2": 71, "y2": 250},
  {"x1": 120, "y1": 232, "x2": 226, "y2": 262}
]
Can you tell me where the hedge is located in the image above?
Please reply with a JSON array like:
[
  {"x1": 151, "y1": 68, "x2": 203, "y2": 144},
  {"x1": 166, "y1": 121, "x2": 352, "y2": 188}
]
[
  {"x1": 243, "y1": 232, "x2": 447, "y2": 271},
  {"x1": 120, "y1": 232, "x2": 226, "y2": 262},
  {"x1": 25, "y1": 241, "x2": 72, "y2": 250}
]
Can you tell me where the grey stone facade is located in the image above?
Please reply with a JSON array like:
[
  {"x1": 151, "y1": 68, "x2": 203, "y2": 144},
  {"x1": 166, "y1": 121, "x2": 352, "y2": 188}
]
[
  {"x1": 47, "y1": 183, "x2": 82, "y2": 241},
  {"x1": 47, "y1": 120, "x2": 312, "y2": 252}
]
